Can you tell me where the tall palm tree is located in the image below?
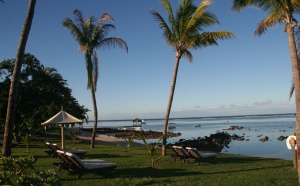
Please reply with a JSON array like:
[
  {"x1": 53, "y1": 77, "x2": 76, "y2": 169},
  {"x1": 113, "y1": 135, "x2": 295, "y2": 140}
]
[
  {"x1": 150, "y1": 0, "x2": 235, "y2": 155},
  {"x1": 63, "y1": 10, "x2": 128, "y2": 148},
  {"x1": 231, "y1": 0, "x2": 300, "y2": 182},
  {"x1": 289, "y1": 27, "x2": 300, "y2": 100},
  {"x1": 2, "y1": 0, "x2": 36, "y2": 157}
]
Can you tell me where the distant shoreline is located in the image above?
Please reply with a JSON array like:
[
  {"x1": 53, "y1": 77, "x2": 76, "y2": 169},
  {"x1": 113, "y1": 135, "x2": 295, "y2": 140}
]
[{"x1": 87, "y1": 113, "x2": 296, "y2": 122}]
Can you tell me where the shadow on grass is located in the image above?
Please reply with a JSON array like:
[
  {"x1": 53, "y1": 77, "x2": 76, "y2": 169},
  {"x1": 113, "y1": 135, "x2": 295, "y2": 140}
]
[
  {"x1": 86, "y1": 153, "x2": 130, "y2": 159},
  {"x1": 215, "y1": 155, "x2": 286, "y2": 164},
  {"x1": 203, "y1": 164, "x2": 292, "y2": 175},
  {"x1": 63, "y1": 167, "x2": 199, "y2": 182},
  {"x1": 114, "y1": 167, "x2": 200, "y2": 178}
]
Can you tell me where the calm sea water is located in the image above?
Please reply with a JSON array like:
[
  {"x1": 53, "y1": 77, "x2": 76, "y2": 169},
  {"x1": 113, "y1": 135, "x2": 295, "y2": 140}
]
[{"x1": 83, "y1": 113, "x2": 296, "y2": 160}]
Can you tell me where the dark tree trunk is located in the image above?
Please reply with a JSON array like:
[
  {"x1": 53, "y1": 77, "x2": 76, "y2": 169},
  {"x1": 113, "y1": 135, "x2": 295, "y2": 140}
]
[
  {"x1": 286, "y1": 23, "x2": 300, "y2": 183},
  {"x1": 90, "y1": 83, "x2": 98, "y2": 148},
  {"x1": 162, "y1": 52, "x2": 181, "y2": 156},
  {"x1": 2, "y1": 0, "x2": 36, "y2": 157}
]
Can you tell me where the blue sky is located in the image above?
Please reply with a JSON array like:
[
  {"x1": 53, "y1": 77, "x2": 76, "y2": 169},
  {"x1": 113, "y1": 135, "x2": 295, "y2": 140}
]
[{"x1": 1, "y1": 0, "x2": 299, "y2": 120}]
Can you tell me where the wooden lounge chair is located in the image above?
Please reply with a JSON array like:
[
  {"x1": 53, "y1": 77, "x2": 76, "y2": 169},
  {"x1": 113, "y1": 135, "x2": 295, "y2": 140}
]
[
  {"x1": 55, "y1": 150, "x2": 77, "y2": 171},
  {"x1": 185, "y1": 147, "x2": 217, "y2": 164},
  {"x1": 52, "y1": 143, "x2": 87, "y2": 158},
  {"x1": 55, "y1": 150, "x2": 107, "y2": 173},
  {"x1": 171, "y1": 146, "x2": 194, "y2": 163},
  {"x1": 65, "y1": 152, "x2": 117, "y2": 179},
  {"x1": 45, "y1": 142, "x2": 58, "y2": 157}
]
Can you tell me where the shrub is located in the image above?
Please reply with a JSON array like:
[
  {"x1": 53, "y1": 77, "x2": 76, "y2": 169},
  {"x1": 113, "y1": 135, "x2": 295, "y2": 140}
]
[
  {"x1": 0, "y1": 156, "x2": 61, "y2": 185},
  {"x1": 139, "y1": 133, "x2": 165, "y2": 168}
]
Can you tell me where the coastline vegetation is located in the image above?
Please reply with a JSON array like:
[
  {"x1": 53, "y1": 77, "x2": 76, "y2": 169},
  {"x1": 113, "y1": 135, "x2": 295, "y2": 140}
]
[
  {"x1": 1, "y1": 128, "x2": 298, "y2": 185},
  {"x1": 1, "y1": 0, "x2": 299, "y2": 184},
  {"x1": 0, "y1": 54, "x2": 89, "y2": 143}
]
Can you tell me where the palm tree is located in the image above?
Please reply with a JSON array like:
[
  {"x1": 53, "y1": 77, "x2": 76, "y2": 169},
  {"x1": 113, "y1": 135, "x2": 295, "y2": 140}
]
[
  {"x1": 231, "y1": 0, "x2": 300, "y2": 182},
  {"x1": 2, "y1": 0, "x2": 36, "y2": 157},
  {"x1": 63, "y1": 10, "x2": 128, "y2": 148},
  {"x1": 289, "y1": 27, "x2": 300, "y2": 100},
  {"x1": 150, "y1": 0, "x2": 235, "y2": 155}
]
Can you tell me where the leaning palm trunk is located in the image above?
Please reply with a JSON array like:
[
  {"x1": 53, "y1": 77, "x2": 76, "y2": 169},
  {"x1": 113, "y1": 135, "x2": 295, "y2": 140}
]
[
  {"x1": 90, "y1": 84, "x2": 98, "y2": 148},
  {"x1": 286, "y1": 24, "x2": 300, "y2": 181},
  {"x1": 2, "y1": 0, "x2": 36, "y2": 157},
  {"x1": 162, "y1": 53, "x2": 181, "y2": 155}
]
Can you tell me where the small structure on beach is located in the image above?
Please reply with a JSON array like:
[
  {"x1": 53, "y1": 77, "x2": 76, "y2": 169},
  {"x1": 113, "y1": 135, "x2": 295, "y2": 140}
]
[
  {"x1": 120, "y1": 118, "x2": 143, "y2": 131},
  {"x1": 41, "y1": 108, "x2": 83, "y2": 149},
  {"x1": 132, "y1": 118, "x2": 142, "y2": 127}
]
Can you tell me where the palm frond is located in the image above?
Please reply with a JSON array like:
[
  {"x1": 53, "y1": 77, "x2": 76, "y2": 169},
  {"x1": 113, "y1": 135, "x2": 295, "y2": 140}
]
[
  {"x1": 99, "y1": 24, "x2": 116, "y2": 37},
  {"x1": 97, "y1": 37, "x2": 128, "y2": 52},
  {"x1": 62, "y1": 18, "x2": 85, "y2": 47},
  {"x1": 254, "y1": 14, "x2": 282, "y2": 36},
  {"x1": 182, "y1": 50, "x2": 193, "y2": 63},
  {"x1": 292, "y1": 0, "x2": 300, "y2": 13},
  {"x1": 186, "y1": 0, "x2": 212, "y2": 31},
  {"x1": 192, "y1": 31, "x2": 235, "y2": 49},
  {"x1": 150, "y1": 9, "x2": 173, "y2": 46},
  {"x1": 231, "y1": 0, "x2": 272, "y2": 12},
  {"x1": 98, "y1": 13, "x2": 114, "y2": 25},
  {"x1": 161, "y1": 0, "x2": 175, "y2": 29},
  {"x1": 290, "y1": 79, "x2": 295, "y2": 100}
]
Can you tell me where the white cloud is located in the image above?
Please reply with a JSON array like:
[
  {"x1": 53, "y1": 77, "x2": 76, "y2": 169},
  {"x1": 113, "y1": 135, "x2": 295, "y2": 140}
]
[{"x1": 253, "y1": 99, "x2": 272, "y2": 106}]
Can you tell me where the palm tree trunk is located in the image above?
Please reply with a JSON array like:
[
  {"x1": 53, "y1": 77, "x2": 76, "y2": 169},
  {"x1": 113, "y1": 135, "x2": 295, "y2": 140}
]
[
  {"x1": 286, "y1": 23, "x2": 300, "y2": 183},
  {"x1": 90, "y1": 83, "x2": 98, "y2": 148},
  {"x1": 162, "y1": 53, "x2": 181, "y2": 156},
  {"x1": 2, "y1": 0, "x2": 36, "y2": 157}
]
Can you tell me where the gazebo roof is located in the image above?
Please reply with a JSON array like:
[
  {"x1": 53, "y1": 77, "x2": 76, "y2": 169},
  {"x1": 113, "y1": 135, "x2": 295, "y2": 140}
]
[
  {"x1": 132, "y1": 118, "x2": 142, "y2": 122},
  {"x1": 41, "y1": 111, "x2": 83, "y2": 125}
]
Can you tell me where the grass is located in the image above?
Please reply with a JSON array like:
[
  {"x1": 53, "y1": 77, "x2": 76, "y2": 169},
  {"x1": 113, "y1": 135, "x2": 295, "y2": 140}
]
[{"x1": 4, "y1": 129, "x2": 299, "y2": 186}]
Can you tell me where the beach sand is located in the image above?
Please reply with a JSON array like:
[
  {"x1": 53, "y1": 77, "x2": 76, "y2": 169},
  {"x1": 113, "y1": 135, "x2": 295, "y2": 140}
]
[{"x1": 67, "y1": 128, "x2": 143, "y2": 147}]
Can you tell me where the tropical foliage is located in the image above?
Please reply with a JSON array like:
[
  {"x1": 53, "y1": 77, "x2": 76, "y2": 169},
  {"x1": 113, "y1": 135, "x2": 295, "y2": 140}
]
[
  {"x1": 150, "y1": 0, "x2": 235, "y2": 155},
  {"x1": 63, "y1": 9, "x2": 128, "y2": 148},
  {"x1": 139, "y1": 133, "x2": 166, "y2": 168},
  {"x1": 0, "y1": 53, "x2": 89, "y2": 142},
  {"x1": 0, "y1": 156, "x2": 61, "y2": 185},
  {"x1": 124, "y1": 134, "x2": 135, "y2": 149}
]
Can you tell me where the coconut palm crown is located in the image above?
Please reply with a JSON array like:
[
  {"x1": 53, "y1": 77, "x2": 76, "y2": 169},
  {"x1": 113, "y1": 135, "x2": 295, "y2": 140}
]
[
  {"x1": 63, "y1": 9, "x2": 128, "y2": 148},
  {"x1": 150, "y1": 0, "x2": 235, "y2": 155}
]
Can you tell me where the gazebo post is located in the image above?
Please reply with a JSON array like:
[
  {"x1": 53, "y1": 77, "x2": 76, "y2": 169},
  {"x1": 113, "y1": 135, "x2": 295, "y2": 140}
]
[
  {"x1": 61, "y1": 126, "x2": 65, "y2": 149},
  {"x1": 41, "y1": 110, "x2": 83, "y2": 149}
]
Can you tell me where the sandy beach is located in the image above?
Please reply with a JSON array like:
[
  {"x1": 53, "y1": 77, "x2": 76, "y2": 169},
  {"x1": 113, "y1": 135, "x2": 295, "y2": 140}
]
[{"x1": 67, "y1": 128, "x2": 143, "y2": 147}]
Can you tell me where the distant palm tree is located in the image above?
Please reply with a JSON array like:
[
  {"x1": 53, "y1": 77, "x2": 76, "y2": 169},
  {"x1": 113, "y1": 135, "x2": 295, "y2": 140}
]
[
  {"x1": 231, "y1": 0, "x2": 300, "y2": 182},
  {"x1": 2, "y1": 0, "x2": 36, "y2": 157},
  {"x1": 150, "y1": 0, "x2": 235, "y2": 155},
  {"x1": 63, "y1": 10, "x2": 128, "y2": 148}
]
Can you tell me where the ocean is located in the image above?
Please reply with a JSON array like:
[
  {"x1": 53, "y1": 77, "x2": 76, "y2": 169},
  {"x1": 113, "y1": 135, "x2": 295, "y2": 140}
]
[{"x1": 83, "y1": 113, "x2": 296, "y2": 160}]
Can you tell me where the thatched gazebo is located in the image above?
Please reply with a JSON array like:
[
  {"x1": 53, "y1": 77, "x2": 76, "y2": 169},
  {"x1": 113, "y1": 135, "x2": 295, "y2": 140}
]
[{"x1": 132, "y1": 118, "x2": 142, "y2": 126}]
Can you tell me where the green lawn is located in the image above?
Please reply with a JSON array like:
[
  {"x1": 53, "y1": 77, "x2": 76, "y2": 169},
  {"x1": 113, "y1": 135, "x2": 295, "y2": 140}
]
[{"x1": 5, "y1": 132, "x2": 299, "y2": 186}]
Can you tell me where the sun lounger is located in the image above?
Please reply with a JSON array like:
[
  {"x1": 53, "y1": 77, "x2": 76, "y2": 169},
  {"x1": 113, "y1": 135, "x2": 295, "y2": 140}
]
[
  {"x1": 55, "y1": 150, "x2": 107, "y2": 172},
  {"x1": 171, "y1": 146, "x2": 194, "y2": 163},
  {"x1": 52, "y1": 143, "x2": 87, "y2": 158},
  {"x1": 65, "y1": 152, "x2": 117, "y2": 179},
  {"x1": 45, "y1": 142, "x2": 58, "y2": 157},
  {"x1": 185, "y1": 147, "x2": 217, "y2": 163}
]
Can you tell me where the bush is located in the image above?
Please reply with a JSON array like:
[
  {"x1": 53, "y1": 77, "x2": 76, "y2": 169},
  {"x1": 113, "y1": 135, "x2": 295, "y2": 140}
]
[{"x1": 0, "y1": 155, "x2": 61, "y2": 185}]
